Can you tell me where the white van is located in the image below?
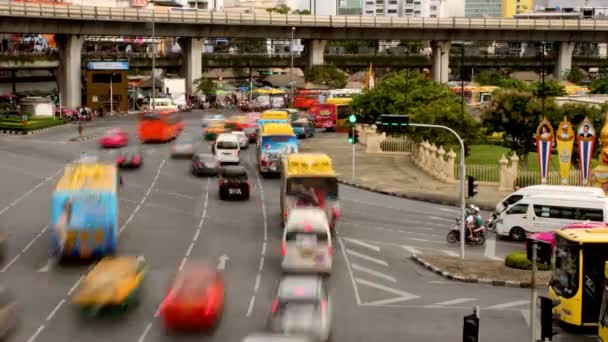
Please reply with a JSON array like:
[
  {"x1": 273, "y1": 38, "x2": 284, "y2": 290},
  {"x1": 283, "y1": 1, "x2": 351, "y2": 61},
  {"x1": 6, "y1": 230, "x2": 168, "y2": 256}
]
[
  {"x1": 495, "y1": 194, "x2": 608, "y2": 241},
  {"x1": 282, "y1": 208, "x2": 332, "y2": 275},
  {"x1": 147, "y1": 98, "x2": 179, "y2": 112},
  {"x1": 214, "y1": 134, "x2": 240, "y2": 164},
  {"x1": 495, "y1": 185, "x2": 605, "y2": 213}
]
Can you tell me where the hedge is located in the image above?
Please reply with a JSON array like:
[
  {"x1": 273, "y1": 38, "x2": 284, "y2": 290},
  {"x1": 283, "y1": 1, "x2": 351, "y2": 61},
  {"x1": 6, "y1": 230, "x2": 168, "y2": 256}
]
[
  {"x1": 504, "y1": 251, "x2": 551, "y2": 271},
  {"x1": 0, "y1": 117, "x2": 68, "y2": 132}
]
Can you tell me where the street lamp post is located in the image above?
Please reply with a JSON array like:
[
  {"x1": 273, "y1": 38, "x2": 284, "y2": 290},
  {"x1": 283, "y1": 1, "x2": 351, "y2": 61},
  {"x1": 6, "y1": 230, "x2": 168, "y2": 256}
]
[
  {"x1": 110, "y1": 72, "x2": 114, "y2": 115},
  {"x1": 290, "y1": 27, "x2": 295, "y2": 103},
  {"x1": 151, "y1": 6, "x2": 156, "y2": 111}
]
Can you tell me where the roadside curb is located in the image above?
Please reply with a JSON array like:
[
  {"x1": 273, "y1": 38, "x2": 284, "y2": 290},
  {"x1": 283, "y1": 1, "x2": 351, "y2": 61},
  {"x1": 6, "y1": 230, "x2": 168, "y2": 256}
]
[
  {"x1": 410, "y1": 254, "x2": 533, "y2": 288},
  {"x1": 69, "y1": 135, "x2": 97, "y2": 142},
  {"x1": 338, "y1": 179, "x2": 496, "y2": 212},
  {"x1": 0, "y1": 123, "x2": 69, "y2": 135}
]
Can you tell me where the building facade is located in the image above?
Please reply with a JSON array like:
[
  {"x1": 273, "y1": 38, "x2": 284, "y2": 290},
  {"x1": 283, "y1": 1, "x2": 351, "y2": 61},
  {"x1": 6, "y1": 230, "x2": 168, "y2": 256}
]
[
  {"x1": 502, "y1": 0, "x2": 532, "y2": 17},
  {"x1": 465, "y1": 0, "x2": 502, "y2": 17}
]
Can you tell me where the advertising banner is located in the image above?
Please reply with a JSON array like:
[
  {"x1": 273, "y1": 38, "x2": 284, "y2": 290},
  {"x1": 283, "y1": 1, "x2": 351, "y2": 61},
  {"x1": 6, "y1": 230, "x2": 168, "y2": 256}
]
[
  {"x1": 555, "y1": 116, "x2": 575, "y2": 184},
  {"x1": 577, "y1": 117, "x2": 596, "y2": 185},
  {"x1": 536, "y1": 117, "x2": 554, "y2": 184}
]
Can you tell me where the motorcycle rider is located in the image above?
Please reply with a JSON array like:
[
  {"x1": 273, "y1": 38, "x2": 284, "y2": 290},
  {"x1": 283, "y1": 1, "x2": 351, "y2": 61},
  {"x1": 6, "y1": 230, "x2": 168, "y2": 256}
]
[{"x1": 466, "y1": 206, "x2": 483, "y2": 240}]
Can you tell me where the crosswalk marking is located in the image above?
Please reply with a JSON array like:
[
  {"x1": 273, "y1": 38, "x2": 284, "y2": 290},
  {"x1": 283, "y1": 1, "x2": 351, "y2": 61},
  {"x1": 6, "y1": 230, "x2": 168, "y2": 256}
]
[
  {"x1": 430, "y1": 216, "x2": 452, "y2": 222},
  {"x1": 426, "y1": 298, "x2": 476, "y2": 307},
  {"x1": 343, "y1": 237, "x2": 381, "y2": 252},
  {"x1": 486, "y1": 300, "x2": 530, "y2": 310},
  {"x1": 355, "y1": 278, "x2": 419, "y2": 301},
  {"x1": 351, "y1": 263, "x2": 397, "y2": 283},
  {"x1": 402, "y1": 245, "x2": 421, "y2": 255},
  {"x1": 346, "y1": 249, "x2": 389, "y2": 267}
]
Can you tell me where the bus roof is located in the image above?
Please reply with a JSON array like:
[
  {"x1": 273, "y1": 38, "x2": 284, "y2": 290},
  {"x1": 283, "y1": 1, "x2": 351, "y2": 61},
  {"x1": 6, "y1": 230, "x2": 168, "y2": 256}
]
[
  {"x1": 261, "y1": 110, "x2": 289, "y2": 120},
  {"x1": 55, "y1": 163, "x2": 117, "y2": 192},
  {"x1": 555, "y1": 228, "x2": 608, "y2": 244},
  {"x1": 325, "y1": 98, "x2": 352, "y2": 105},
  {"x1": 261, "y1": 123, "x2": 295, "y2": 136},
  {"x1": 284, "y1": 153, "x2": 336, "y2": 177}
]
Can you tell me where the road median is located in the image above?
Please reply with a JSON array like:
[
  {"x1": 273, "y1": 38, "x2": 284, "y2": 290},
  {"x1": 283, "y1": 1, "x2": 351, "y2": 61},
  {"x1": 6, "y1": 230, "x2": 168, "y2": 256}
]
[{"x1": 412, "y1": 253, "x2": 551, "y2": 288}]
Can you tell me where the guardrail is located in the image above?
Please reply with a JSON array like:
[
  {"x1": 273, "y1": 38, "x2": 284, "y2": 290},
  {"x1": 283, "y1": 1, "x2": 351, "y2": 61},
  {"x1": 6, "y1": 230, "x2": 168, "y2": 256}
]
[{"x1": 1, "y1": 0, "x2": 608, "y2": 31}]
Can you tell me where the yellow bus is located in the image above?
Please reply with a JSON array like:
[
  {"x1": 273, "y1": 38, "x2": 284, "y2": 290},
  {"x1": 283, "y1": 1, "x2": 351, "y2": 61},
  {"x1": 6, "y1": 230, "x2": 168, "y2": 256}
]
[
  {"x1": 325, "y1": 98, "x2": 352, "y2": 131},
  {"x1": 257, "y1": 123, "x2": 297, "y2": 175},
  {"x1": 280, "y1": 153, "x2": 340, "y2": 234},
  {"x1": 598, "y1": 261, "x2": 608, "y2": 340},
  {"x1": 549, "y1": 228, "x2": 608, "y2": 327}
]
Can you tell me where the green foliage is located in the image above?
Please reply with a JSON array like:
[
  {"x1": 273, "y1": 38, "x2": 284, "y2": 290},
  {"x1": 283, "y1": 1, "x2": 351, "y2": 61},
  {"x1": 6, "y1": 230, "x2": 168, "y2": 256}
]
[
  {"x1": 473, "y1": 70, "x2": 530, "y2": 90},
  {"x1": 532, "y1": 79, "x2": 566, "y2": 98},
  {"x1": 327, "y1": 40, "x2": 376, "y2": 54},
  {"x1": 504, "y1": 251, "x2": 550, "y2": 271},
  {"x1": 195, "y1": 78, "x2": 217, "y2": 95},
  {"x1": 565, "y1": 67, "x2": 586, "y2": 84},
  {"x1": 292, "y1": 9, "x2": 311, "y2": 14},
  {"x1": 0, "y1": 117, "x2": 67, "y2": 132},
  {"x1": 266, "y1": 5, "x2": 290, "y2": 14},
  {"x1": 351, "y1": 70, "x2": 479, "y2": 146},
  {"x1": 306, "y1": 65, "x2": 347, "y2": 89},
  {"x1": 231, "y1": 38, "x2": 266, "y2": 53}
]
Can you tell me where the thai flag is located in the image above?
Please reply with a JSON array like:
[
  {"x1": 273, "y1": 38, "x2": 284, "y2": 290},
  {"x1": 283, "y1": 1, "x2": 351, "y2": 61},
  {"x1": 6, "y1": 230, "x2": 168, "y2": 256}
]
[
  {"x1": 537, "y1": 139, "x2": 553, "y2": 181},
  {"x1": 579, "y1": 139, "x2": 595, "y2": 185}
]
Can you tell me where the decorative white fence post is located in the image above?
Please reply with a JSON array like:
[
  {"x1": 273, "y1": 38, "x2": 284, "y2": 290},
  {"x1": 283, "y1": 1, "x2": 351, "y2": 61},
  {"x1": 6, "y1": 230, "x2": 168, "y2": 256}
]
[
  {"x1": 498, "y1": 154, "x2": 510, "y2": 191},
  {"x1": 446, "y1": 148, "x2": 456, "y2": 181},
  {"x1": 437, "y1": 146, "x2": 446, "y2": 181}
]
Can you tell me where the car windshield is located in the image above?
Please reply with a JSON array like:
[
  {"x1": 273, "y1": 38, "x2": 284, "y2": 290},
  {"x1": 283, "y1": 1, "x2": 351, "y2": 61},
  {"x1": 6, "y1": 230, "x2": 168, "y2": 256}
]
[
  {"x1": 286, "y1": 177, "x2": 338, "y2": 199},
  {"x1": 217, "y1": 141, "x2": 238, "y2": 149}
]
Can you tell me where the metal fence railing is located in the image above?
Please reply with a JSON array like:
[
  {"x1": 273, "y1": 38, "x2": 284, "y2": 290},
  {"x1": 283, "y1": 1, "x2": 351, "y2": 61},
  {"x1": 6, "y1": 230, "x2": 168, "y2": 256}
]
[
  {"x1": 380, "y1": 136, "x2": 414, "y2": 153},
  {"x1": 515, "y1": 169, "x2": 583, "y2": 187},
  {"x1": 455, "y1": 164, "x2": 501, "y2": 183}
]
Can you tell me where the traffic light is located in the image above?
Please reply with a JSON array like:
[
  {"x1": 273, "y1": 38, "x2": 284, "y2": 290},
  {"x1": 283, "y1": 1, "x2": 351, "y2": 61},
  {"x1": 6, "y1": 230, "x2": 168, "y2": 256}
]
[
  {"x1": 526, "y1": 238, "x2": 553, "y2": 266},
  {"x1": 467, "y1": 176, "x2": 479, "y2": 198},
  {"x1": 463, "y1": 309, "x2": 479, "y2": 342},
  {"x1": 348, "y1": 129, "x2": 355, "y2": 144},
  {"x1": 348, "y1": 114, "x2": 357, "y2": 124},
  {"x1": 375, "y1": 114, "x2": 409, "y2": 133},
  {"x1": 464, "y1": 143, "x2": 471, "y2": 157},
  {"x1": 540, "y1": 296, "x2": 560, "y2": 341}
]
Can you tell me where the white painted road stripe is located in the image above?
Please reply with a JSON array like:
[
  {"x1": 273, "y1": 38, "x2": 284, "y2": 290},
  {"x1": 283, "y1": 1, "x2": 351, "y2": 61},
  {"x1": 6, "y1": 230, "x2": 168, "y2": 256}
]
[
  {"x1": 355, "y1": 278, "x2": 419, "y2": 299},
  {"x1": 439, "y1": 207, "x2": 458, "y2": 213},
  {"x1": 363, "y1": 296, "x2": 420, "y2": 306},
  {"x1": 408, "y1": 238, "x2": 444, "y2": 244},
  {"x1": 351, "y1": 263, "x2": 397, "y2": 283},
  {"x1": 339, "y1": 239, "x2": 362, "y2": 306},
  {"x1": 441, "y1": 250, "x2": 458, "y2": 257},
  {"x1": 343, "y1": 237, "x2": 381, "y2": 252},
  {"x1": 427, "y1": 298, "x2": 476, "y2": 307},
  {"x1": 484, "y1": 236, "x2": 497, "y2": 260},
  {"x1": 521, "y1": 309, "x2": 530, "y2": 327},
  {"x1": 346, "y1": 249, "x2": 389, "y2": 267},
  {"x1": 486, "y1": 300, "x2": 530, "y2": 309},
  {"x1": 430, "y1": 216, "x2": 452, "y2": 222},
  {"x1": 402, "y1": 246, "x2": 421, "y2": 255}
]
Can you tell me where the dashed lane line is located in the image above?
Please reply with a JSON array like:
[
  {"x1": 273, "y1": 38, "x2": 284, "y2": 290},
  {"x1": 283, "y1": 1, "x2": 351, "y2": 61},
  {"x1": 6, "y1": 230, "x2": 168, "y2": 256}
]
[
  {"x1": 1, "y1": 224, "x2": 49, "y2": 273},
  {"x1": 402, "y1": 246, "x2": 421, "y2": 255},
  {"x1": 342, "y1": 237, "x2": 381, "y2": 252},
  {"x1": 0, "y1": 168, "x2": 62, "y2": 216},
  {"x1": 351, "y1": 263, "x2": 397, "y2": 283},
  {"x1": 346, "y1": 249, "x2": 389, "y2": 267},
  {"x1": 486, "y1": 300, "x2": 530, "y2": 310},
  {"x1": 339, "y1": 238, "x2": 362, "y2": 306},
  {"x1": 425, "y1": 298, "x2": 476, "y2": 307}
]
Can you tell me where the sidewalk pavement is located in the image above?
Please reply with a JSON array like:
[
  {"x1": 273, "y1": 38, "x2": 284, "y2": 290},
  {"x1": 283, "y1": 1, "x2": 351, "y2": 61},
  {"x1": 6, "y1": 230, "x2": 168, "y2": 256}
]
[{"x1": 299, "y1": 132, "x2": 510, "y2": 211}]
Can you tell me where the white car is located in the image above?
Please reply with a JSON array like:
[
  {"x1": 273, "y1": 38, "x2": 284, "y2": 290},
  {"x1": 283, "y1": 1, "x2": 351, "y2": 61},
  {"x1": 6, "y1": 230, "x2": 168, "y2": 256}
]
[
  {"x1": 282, "y1": 208, "x2": 332, "y2": 275},
  {"x1": 214, "y1": 133, "x2": 240, "y2": 164},
  {"x1": 232, "y1": 131, "x2": 249, "y2": 149}
]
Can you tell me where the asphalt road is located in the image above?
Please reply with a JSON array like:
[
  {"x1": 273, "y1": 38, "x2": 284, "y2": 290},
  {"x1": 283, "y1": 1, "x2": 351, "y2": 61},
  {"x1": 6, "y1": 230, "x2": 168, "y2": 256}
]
[{"x1": 0, "y1": 111, "x2": 594, "y2": 342}]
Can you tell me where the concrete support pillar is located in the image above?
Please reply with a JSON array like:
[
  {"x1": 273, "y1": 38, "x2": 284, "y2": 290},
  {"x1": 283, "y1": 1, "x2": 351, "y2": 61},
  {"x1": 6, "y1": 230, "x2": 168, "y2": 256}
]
[
  {"x1": 181, "y1": 37, "x2": 204, "y2": 96},
  {"x1": 431, "y1": 40, "x2": 451, "y2": 83},
  {"x1": 554, "y1": 41, "x2": 575, "y2": 79},
  {"x1": 56, "y1": 34, "x2": 84, "y2": 108},
  {"x1": 305, "y1": 39, "x2": 327, "y2": 70}
]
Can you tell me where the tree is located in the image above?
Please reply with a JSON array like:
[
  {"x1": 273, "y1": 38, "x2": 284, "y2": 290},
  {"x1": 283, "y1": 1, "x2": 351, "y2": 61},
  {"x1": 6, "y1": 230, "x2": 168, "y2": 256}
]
[
  {"x1": 473, "y1": 70, "x2": 530, "y2": 91},
  {"x1": 532, "y1": 79, "x2": 566, "y2": 98},
  {"x1": 565, "y1": 67, "x2": 586, "y2": 84},
  {"x1": 306, "y1": 65, "x2": 347, "y2": 89},
  {"x1": 481, "y1": 89, "x2": 561, "y2": 169},
  {"x1": 195, "y1": 77, "x2": 216, "y2": 95},
  {"x1": 292, "y1": 9, "x2": 311, "y2": 14},
  {"x1": 266, "y1": 5, "x2": 290, "y2": 14},
  {"x1": 590, "y1": 67, "x2": 608, "y2": 94},
  {"x1": 231, "y1": 38, "x2": 266, "y2": 53},
  {"x1": 351, "y1": 70, "x2": 479, "y2": 146}
]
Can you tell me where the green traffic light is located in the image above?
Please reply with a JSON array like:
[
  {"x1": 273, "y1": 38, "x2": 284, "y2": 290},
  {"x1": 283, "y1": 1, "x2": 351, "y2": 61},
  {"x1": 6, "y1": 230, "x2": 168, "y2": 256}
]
[
  {"x1": 348, "y1": 114, "x2": 357, "y2": 123},
  {"x1": 348, "y1": 138, "x2": 354, "y2": 144}
]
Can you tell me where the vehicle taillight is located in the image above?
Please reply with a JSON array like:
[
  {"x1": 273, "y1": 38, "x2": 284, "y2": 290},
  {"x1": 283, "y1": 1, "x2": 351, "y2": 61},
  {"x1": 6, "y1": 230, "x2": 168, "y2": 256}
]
[
  {"x1": 261, "y1": 160, "x2": 267, "y2": 167},
  {"x1": 281, "y1": 243, "x2": 286, "y2": 256},
  {"x1": 283, "y1": 210, "x2": 289, "y2": 218},
  {"x1": 204, "y1": 291, "x2": 215, "y2": 316},
  {"x1": 328, "y1": 246, "x2": 333, "y2": 256},
  {"x1": 271, "y1": 299, "x2": 279, "y2": 314},
  {"x1": 332, "y1": 207, "x2": 341, "y2": 219},
  {"x1": 321, "y1": 300, "x2": 327, "y2": 314}
]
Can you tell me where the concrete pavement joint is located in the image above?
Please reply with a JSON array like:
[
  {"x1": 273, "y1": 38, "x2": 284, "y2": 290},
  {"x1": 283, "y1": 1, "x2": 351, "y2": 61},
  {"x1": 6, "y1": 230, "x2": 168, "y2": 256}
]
[{"x1": 411, "y1": 254, "x2": 532, "y2": 288}]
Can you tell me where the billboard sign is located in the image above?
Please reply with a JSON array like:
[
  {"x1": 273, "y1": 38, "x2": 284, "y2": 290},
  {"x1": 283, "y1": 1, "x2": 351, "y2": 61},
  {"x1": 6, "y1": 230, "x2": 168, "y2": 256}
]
[{"x1": 86, "y1": 61, "x2": 129, "y2": 70}]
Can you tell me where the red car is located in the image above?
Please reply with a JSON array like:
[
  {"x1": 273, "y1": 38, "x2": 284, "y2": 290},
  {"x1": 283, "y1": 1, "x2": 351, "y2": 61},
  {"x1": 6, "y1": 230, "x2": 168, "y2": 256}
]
[
  {"x1": 116, "y1": 147, "x2": 143, "y2": 169},
  {"x1": 160, "y1": 263, "x2": 225, "y2": 331},
  {"x1": 99, "y1": 129, "x2": 129, "y2": 148}
]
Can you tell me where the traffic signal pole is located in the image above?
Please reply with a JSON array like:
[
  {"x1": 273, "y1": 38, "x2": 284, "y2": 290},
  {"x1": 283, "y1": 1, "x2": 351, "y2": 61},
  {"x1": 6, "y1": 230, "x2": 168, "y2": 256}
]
[
  {"x1": 408, "y1": 123, "x2": 466, "y2": 259},
  {"x1": 352, "y1": 125, "x2": 356, "y2": 180},
  {"x1": 530, "y1": 241, "x2": 538, "y2": 342}
]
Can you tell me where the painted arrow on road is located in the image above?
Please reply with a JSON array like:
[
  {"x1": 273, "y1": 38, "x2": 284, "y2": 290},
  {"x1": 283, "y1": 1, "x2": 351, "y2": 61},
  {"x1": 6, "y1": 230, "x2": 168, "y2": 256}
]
[{"x1": 217, "y1": 254, "x2": 229, "y2": 271}]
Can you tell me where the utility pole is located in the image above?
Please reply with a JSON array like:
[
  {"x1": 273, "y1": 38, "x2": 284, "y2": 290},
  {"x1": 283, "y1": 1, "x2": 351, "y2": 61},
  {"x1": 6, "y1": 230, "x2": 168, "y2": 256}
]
[
  {"x1": 110, "y1": 72, "x2": 114, "y2": 115},
  {"x1": 541, "y1": 42, "x2": 545, "y2": 118},
  {"x1": 530, "y1": 240, "x2": 538, "y2": 342},
  {"x1": 151, "y1": 6, "x2": 156, "y2": 111},
  {"x1": 290, "y1": 27, "x2": 295, "y2": 104}
]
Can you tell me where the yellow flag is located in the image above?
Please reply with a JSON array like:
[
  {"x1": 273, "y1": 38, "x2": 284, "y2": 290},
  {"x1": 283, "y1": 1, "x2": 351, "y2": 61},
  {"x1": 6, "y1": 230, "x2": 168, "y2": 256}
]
[{"x1": 555, "y1": 116, "x2": 575, "y2": 184}]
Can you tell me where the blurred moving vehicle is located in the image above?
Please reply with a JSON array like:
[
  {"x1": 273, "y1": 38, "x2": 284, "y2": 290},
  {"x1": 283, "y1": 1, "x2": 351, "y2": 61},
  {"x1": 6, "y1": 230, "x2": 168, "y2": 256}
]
[
  {"x1": 0, "y1": 285, "x2": 18, "y2": 340},
  {"x1": 51, "y1": 162, "x2": 119, "y2": 259},
  {"x1": 204, "y1": 121, "x2": 227, "y2": 141},
  {"x1": 116, "y1": 147, "x2": 143, "y2": 169},
  {"x1": 171, "y1": 134, "x2": 195, "y2": 158},
  {"x1": 268, "y1": 275, "x2": 332, "y2": 342},
  {"x1": 202, "y1": 114, "x2": 225, "y2": 128},
  {"x1": 257, "y1": 123, "x2": 297, "y2": 175},
  {"x1": 79, "y1": 151, "x2": 100, "y2": 163},
  {"x1": 242, "y1": 334, "x2": 316, "y2": 342},
  {"x1": 232, "y1": 131, "x2": 249, "y2": 149},
  {"x1": 219, "y1": 166, "x2": 250, "y2": 200},
  {"x1": 214, "y1": 134, "x2": 240, "y2": 164},
  {"x1": 160, "y1": 262, "x2": 225, "y2": 331},
  {"x1": 282, "y1": 208, "x2": 333, "y2": 275},
  {"x1": 99, "y1": 128, "x2": 129, "y2": 148},
  {"x1": 143, "y1": 98, "x2": 179, "y2": 112},
  {"x1": 72, "y1": 256, "x2": 146, "y2": 314},
  {"x1": 192, "y1": 153, "x2": 221, "y2": 176},
  {"x1": 292, "y1": 119, "x2": 315, "y2": 139},
  {"x1": 139, "y1": 111, "x2": 184, "y2": 143}
]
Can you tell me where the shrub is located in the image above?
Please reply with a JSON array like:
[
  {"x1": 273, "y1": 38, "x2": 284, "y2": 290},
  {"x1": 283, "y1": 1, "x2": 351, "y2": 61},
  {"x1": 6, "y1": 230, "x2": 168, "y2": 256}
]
[
  {"x1": 505, "y1": 251, "x2": 550, "y2": 271},
  {"x1": 0, "y1": 117, "x2": 67, "y2": 132}
]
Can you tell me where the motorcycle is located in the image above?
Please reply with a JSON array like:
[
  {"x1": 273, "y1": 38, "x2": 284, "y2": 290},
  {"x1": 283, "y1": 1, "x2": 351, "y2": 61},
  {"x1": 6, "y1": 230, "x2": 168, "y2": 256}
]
[
  {"x1": 485, "y1": 212, "x2": 498, "y2": 233},
  {"x1": 446, "y1": 218, "x2": 486, "y2": 245}
]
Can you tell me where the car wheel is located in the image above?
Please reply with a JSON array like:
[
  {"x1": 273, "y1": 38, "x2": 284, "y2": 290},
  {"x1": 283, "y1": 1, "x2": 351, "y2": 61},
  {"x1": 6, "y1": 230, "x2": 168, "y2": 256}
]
[{"x1": 509, "y1": 227, "x2": 526, "y2": 241}]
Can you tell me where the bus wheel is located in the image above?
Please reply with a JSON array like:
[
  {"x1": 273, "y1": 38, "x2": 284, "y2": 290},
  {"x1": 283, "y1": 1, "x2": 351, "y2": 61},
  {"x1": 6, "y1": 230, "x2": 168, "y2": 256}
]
[{"x1": 509, "y1": 227, "x2": 526, "y2": 241}]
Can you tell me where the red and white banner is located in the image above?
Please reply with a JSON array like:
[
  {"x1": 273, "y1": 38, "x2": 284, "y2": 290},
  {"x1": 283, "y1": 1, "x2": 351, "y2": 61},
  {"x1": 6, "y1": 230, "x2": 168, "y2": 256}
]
[{"x1": 131, "y1": 0, "x2": 148, "y2": 7}]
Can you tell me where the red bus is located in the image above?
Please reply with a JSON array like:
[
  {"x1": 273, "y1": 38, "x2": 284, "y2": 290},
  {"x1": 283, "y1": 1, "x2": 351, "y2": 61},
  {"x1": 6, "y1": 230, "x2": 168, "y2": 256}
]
[
  {"x1": 308, "y1": 103, "x2": 337, "y2": 130},
  {"x1": 292, "y1": 90, "x2": 322, "y2": 110},
  {"x1": 138, "y1": 111, "x2": 184, "y2": 142}
]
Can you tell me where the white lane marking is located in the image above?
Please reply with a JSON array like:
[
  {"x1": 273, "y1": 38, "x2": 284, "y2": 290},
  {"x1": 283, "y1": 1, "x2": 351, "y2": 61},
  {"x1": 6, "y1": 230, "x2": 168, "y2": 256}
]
[
  {"x1": 484, "y1": 236, "x2": 497, "y2": 259},
  {"x1": 247, "y1": 166, "x2": 268, "y2": 317},
  {"x1": 426, "y1": 298, "x2": 476, "y2": 307},
  {"x1": 430, "y1": 216, "x2": 452, "y2": 222},
  {"x1": 38, "y1": 259, "x2": 53, "y2": 272},
  {"x1": 346, "y1": 249, "x2": 389, "y2": 267},
  {"x1": 355, "y1": 278, "x2": 419, "y2": 300},
  {"x1": 185, "y1": 242, "x2": 194, "y2": 257},
  {"x1": 351, "y1": 263, "x2": 397, "y2": 283},
  {"x1": 342, "y1": 237, "x2": 381, "y2": 252},
  {"x1": 119, "y1": 159, "x2": 166, "y2": 234},
  {"x1": 46, "y1": 299, "x2": 65, "y2": 321},
  {"x1": 193, "y1": 229, "x2": 200, "y2": 242},
  {"x1": 0, "y1": 254, "x2": 20, "y2": 272},
  {"x1": 67, "y1": 276, "x2": 84, "y2": 296},
  {"x1": 26, "y1": 325, "x2": 45, "y2": 342},
  {"x1": 521, "y1": 309, "x2": 530, "y2": 327},
  {"x1": 441, "y1": 250, "x2": 459, "y2": 257},
  {"x1": 341, "y1": 218, "x2": 443, "y2": 230},
  {"x1": 0, "y1": 168, "x2": 61, "y2": 216},
  {"x1": 402, "y1": 246, "x2": 421, "y2": 255},
  {"x1": 154, "y1": 189, "x2": 197, "y2": 200},
  {"x1": 22, "y1": 224, "x2": 49, "y2": 253},
  {"x1": 339, "y1": 239, "x2": 362, "y2": 306},
  {"x1": 439, "y1": 207, "x2": 458, "y2": 213},
  {"x1": 362, "y1": 296, "x2": 420, "y2": 306},
  {"x1": 408, "y1": 238, "x2": 444, "y2": 244},
  {"x1": 486, "y1": 300, "x2": 530, "y2": 310},
  {"x1": 137, "y1": 322, "x2": 153, "y2": 342}
]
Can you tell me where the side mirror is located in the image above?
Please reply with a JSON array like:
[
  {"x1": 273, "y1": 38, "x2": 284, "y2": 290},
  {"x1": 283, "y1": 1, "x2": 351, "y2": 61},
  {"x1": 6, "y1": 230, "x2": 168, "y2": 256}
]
[{"x1": 502, "y1": 201, "x2": 509, "y2": 207}]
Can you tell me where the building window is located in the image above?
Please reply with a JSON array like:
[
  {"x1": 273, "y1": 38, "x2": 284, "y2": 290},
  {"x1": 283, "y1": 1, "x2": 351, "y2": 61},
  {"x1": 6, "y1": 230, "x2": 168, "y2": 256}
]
[
  {"x1": 405, "y1": 8, "x2": 413, "y2": 13},
  {"x1": 366, "y1": 10, "x2": 374, "y2": 14},
  {"x1": 388, "y1": 0, "x2": 398, "y2": 4},
  {"x1": 430, "y1": 5, "x2": 437, "y2": 10},
  {"x1": 430, "y1": 14, "x2": 437, "y2": 17},
  {"x1": 414, "y1": 10, "x2": 420, "y2": 14},
  {"x1": 376, "y1": 8, "x2": 383, "y2": 13},
  {"x1": 387, "y1": 9, "x2": 397, "y2": 13},
  {"x1": 406, "y1": 0, "x2": 413, "y2": 3}
]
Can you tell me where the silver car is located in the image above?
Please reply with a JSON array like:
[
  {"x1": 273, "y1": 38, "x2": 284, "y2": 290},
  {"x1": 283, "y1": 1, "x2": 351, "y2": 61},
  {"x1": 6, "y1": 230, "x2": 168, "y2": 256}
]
[
  {"x1": 268, "y1": 275, "x2": 332, "y2": 342},
  {"x1": 0, "y1": 286, "x2": 18, "y2": 340},
  {"x1": 171, "y1": 134, "x2": 195, "y2": 158},
  {"x1": 232, "y1": 131, "x2": 249, "y2": 149}
]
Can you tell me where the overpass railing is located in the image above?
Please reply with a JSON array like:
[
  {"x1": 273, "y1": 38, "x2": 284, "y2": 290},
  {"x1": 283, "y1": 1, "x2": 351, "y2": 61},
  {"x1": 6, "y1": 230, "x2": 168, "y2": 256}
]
[{"x1": 1, "y1": 0, "x2": 608, "y2": 31}]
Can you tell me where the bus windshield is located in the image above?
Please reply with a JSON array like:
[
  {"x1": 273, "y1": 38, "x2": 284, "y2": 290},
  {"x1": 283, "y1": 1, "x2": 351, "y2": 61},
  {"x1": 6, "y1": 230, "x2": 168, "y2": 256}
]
[
  {"x1": 287, "y1": 177, "x2": 338, "y2": 198},
  {"x1": 553, "y1": 235, "x2": 580, "y2": 299}
]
